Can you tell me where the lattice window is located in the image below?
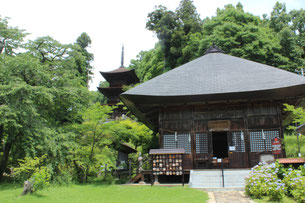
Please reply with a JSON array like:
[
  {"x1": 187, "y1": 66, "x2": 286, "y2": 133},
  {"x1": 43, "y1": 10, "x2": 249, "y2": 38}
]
[
  {"x1": 232, "y1": 131, "x2": 245, "y2": 152},
  {"x1": 250, "y1": 130, "x2": 279, "y2": 152},
  {"x1": 163, "y1": 134, "x2": 176, "y2": 149},
  {"x1": 177, "y1": 133, "x2": 191, "y2": 154},
  {"x1": 264, "y1": 130, "x2": 280, "y2": 151},
  {"x1": 195, "y1": 133, "x2": 209, "y2": 154},
  {"x1": 163, "y1": 133, "x2": 191, "y2": 154}
]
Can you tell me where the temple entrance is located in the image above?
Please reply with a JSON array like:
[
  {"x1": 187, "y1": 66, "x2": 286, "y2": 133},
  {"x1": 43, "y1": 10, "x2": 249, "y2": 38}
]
[{"x1": 212, "y1": 132, "x2": 228, "y2": 158}]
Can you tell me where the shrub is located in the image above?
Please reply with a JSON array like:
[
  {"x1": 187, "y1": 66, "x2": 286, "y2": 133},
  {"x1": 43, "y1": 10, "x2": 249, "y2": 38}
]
[
  {"x1": 283, "y1": 168, "x2": 305, "y2": 202},
  {"x1": 245, "y1": 162, "x2": 286, "y2": 201},
  {"x1": 290, "y1": 176, "x2": 305, "y2": 203},
  {"x1": 11, "y1": 155, "x2": 51, "y2": 192},
  {"x1": 30, "y1": 167, "x2": 50, "y2": 191}
]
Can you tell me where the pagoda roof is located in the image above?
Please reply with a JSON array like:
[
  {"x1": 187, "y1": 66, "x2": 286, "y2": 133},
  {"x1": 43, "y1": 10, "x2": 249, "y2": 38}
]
[
  {"x1": 100, "y1": 67, "x2": 139, "y2": 84},
  {"x1": 120, "y1": 50, "x2": 305, "y2": 131},
  {"x1": 97, "y1": 86, "x2": 123, "y2": 100}
]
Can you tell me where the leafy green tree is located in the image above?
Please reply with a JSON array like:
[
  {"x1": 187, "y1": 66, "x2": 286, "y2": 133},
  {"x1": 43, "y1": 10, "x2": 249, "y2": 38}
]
[
  {"x1": 76, "y1": 32, "x2": 94, "y2": 87},
  {"x1": 0, "y1": 49, "x2": 89, "y2": 181},
  {"x1": 146, "y1": 0, "x2": 202, "y2": 69},
  {"x1": 72, "y1": 103, "x2": 115, "y2": 182},
  {"x1": 0, "y1": 16, "x2": 27, "y2": 55},
  {"x1": 129, "y1": 44, "x2": 165, "y2": 81},
  {"x1": 284, "y1": 104, "x2": 305, "y2": 131},
  {"x1": 267, "y1": 3, "x2": 304, "y2": 71},
  {"x1": 26, "y1": 36, "x2": 69, "y2": 64},
  {"x1": 269, "y1": 2, "x2": 291, "y2": 33},
  {"x1": 290, "y1": 9, "x2": 305, "y2": 63}
]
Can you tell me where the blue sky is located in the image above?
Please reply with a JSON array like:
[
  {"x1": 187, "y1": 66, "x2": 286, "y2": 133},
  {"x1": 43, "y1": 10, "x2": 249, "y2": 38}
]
[{"x1": 1, "y1": 0, "x2": 304, "y2": 90}]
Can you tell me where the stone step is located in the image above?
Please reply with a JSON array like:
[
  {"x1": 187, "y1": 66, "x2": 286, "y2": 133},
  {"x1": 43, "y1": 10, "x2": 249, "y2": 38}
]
[{"x1": 189, "y1": 169, "x2": 250, "y2": 188}]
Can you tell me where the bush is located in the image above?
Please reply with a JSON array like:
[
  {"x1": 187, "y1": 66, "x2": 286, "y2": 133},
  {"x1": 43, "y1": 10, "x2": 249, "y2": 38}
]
[
  {"x1": 30, "y1": 167, "x2": 50, "y2": 191},
  {"x1": 283, "y1": 168, "x2": 305, "y2": 202},
  {"x1": 11, "y1": 155, "x2": 51, "y2": 192},
  {"x1": 246, "y1": 162, "x2": 305, "y2": 202},
  {"x1": 245, "y1": 162, "x2": 285, "y2": 201},
  {"x1": 290, "y1": 177, "x2": 305, "y2": 203}
]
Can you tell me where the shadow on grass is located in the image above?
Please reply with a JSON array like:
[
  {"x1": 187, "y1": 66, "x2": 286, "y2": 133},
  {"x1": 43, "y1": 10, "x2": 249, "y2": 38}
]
[
  {"x1": 30, "y1": 192, "x2": 47, "y2": 198},
  {"x1": 0, "y1": 183, "x2": 22, "y2": 192},
  {"x1": 76, "y1": 182, "x2": 115, "y2": 188}
]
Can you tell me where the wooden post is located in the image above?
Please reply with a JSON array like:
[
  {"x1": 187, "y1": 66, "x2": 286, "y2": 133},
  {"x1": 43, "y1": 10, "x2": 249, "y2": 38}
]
[
  {"x1": 182, "y1": 154, "x2": 185, "y2": 187},
  {"x1": 128, "y1": 159, "x2": 132, "y2": 180}
]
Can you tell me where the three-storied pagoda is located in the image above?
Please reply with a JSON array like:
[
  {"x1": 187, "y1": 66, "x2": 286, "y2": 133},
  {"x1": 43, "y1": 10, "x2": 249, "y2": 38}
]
[
  {"x1": 120, "y1": 45, "x2": 305, "y2": 169},
  {"x1": 98, "y1": 46, "x2": 139, "y2": 118}
]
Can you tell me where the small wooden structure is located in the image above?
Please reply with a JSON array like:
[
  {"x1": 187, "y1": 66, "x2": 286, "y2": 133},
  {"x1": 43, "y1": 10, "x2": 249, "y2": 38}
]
[
  {"x1": 149, "y1": 149, "x2": 185, "y2": 185},
  {"x1": 116, "y1": 143, "x2": 137, "y2": 170},
  {"x1": 121, "y1": 45, "x2": 305, "y2": 170}
]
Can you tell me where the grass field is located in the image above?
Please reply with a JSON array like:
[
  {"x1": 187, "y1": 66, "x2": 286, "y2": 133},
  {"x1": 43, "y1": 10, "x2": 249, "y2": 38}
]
[{"x1": 0, "y1": 184, "x2": 209, "y2": 203}]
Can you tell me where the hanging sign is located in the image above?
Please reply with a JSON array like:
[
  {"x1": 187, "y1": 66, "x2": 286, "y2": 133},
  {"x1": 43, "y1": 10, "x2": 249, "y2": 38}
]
[
  {"x1": 271, "y1": 137, "x2": 282, "y2": 155},
  {"x1": 208, "y1": 120, "x2": 230, "y2": 131}
]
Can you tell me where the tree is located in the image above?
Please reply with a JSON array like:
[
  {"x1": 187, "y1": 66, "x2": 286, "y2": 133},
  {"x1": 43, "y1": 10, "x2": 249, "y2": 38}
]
[
  {"x1": 26, "y1": 36, "x2": 69, "y2": 64},
  {"x1": 146, "y1": 0, "x2": 203, "y2": 69},
  {"x1": 76, "y1": 32, "x2": 94, "y2": 87},
  {"x1": 0, "y1": 46, "x2": 90, "y2": 181},
  {"x1": 269, "y1": 2, "x2": 291, "y2": 33},
  {"x1": 129, "y1": 44, "x2": 165, "y2": 82},
  {"x1": 0, "y1": 16, "x2": 27, "y2": 55},
  {"x1": 72, "y1": 103, "x2": 114, "y2": 182}
]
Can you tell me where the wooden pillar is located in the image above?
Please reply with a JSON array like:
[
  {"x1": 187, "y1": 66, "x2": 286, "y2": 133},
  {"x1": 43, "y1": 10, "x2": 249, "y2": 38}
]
[{"x1": 244, "y1": 104, "x2": 252, "y2": 168}]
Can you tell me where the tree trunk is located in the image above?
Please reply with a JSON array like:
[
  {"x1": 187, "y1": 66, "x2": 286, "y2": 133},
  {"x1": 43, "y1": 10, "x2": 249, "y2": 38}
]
[
  {"x1": 0, "y1": 125, "x2": 3, "y2": 145},
  {"x1": 0, "y1": 140, "x2": 13, "y2": 181},
  {"x1": 0, "y1": 125, "x2": 4, "y2": 155}
]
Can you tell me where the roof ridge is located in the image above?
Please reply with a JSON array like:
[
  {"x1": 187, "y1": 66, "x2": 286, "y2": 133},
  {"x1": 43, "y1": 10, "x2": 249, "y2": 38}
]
[{"x1": 204, "y1": 44, "x2": 225, "y2": 54}]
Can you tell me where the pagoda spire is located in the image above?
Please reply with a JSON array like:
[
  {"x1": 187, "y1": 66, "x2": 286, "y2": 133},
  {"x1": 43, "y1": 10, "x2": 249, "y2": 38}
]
[{"x1": 120, "y1": 45, "x2": 124, "y2": 68}]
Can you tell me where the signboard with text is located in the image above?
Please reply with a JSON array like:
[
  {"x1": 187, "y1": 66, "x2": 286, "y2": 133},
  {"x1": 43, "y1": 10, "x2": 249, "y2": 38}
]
[{"x1": 272, "y1": 137, "x2": 281, "y2": 155}]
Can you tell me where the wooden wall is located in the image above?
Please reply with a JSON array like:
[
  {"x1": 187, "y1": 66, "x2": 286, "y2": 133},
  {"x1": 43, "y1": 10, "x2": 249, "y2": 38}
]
[{"x1": 159, "y1": 101, "x2": 284, "y2": 169}]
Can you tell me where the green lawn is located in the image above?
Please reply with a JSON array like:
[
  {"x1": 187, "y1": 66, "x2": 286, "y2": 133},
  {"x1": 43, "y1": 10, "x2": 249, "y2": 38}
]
[{"x1": 0, "y1": 184, "x2": 209, "y2": 203}]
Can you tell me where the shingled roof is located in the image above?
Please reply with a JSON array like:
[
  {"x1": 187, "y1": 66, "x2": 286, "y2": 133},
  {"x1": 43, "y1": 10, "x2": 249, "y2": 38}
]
[{"x1": 120, "y1": 50, "x2": 305, "y2": 130}]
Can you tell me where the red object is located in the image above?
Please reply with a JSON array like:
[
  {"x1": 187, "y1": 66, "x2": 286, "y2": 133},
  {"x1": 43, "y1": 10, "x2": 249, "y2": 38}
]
[{"x1": 272, "y1": 138, "x2": 281, "y2": 154}]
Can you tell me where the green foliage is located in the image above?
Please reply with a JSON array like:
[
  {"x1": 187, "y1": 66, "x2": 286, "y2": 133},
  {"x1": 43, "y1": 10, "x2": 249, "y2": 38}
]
[
  {"x1": 122, "y1": 83, "x2": 140, "y2": 92},
  {"x1": 72, "y1": 103, "x2": 116, "y2": 182},
  {"x1": 11, "y1": 155, "x2": 47, "y2": 182},
  {"x1": 284, "y1": 104, "x2": 305, "y2": 130},
  {"x1": 107, "y1": 119, "x2": 155, "y2": 153},
  {"x1": 245, "y1": 162, "x2": 286, "y2": 200},
  {"x1": 75, "y1": 32, "x2": 94, "y2": 86},
  {"x1": 132, "y1": 1, "x2": 305, "y2": 82},
  {"x1": 283, "y1": 134, "x2": 305, "y2": 157},
  {"x1": 283, "y1": 167, "x2": 305, "y2": 202},
  {"x1": 129, "y1": 44, "x2": 165, "y2": 81},
  {"x1": 146, "y1": 0, "x2": 202, "y2": 69},
  {"x1": 30, "y1": 166, "x2": 50, "y2": 191},
  {"x1": 0, "y1": 16, "x2": 91, "y2": 182},
  {"x1": 0, "y1": 16, "x2": 27, "y2": 55},
  {"x1": 11, "y1": 155, "x2": 50, "y2": 192},
  {"x1": 246, "y1": 163, "x2": 305, "y2": 202}
]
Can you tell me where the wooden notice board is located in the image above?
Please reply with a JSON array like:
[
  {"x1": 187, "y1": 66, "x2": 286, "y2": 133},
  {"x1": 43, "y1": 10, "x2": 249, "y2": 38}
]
[{"x1": 149, "y1": 149, "x2": 185, "y2": 186}]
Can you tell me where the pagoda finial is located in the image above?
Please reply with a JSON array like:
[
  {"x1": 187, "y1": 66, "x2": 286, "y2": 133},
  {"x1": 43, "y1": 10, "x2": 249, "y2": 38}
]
[{"x1": 120, "y1": 45, "x2": 124, "y2": 68}]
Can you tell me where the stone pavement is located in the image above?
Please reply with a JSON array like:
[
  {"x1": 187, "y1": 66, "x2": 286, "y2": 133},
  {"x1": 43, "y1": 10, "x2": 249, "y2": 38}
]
[{"x1": 199, "y1": 190, "x2": 256, "y2": 203}]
